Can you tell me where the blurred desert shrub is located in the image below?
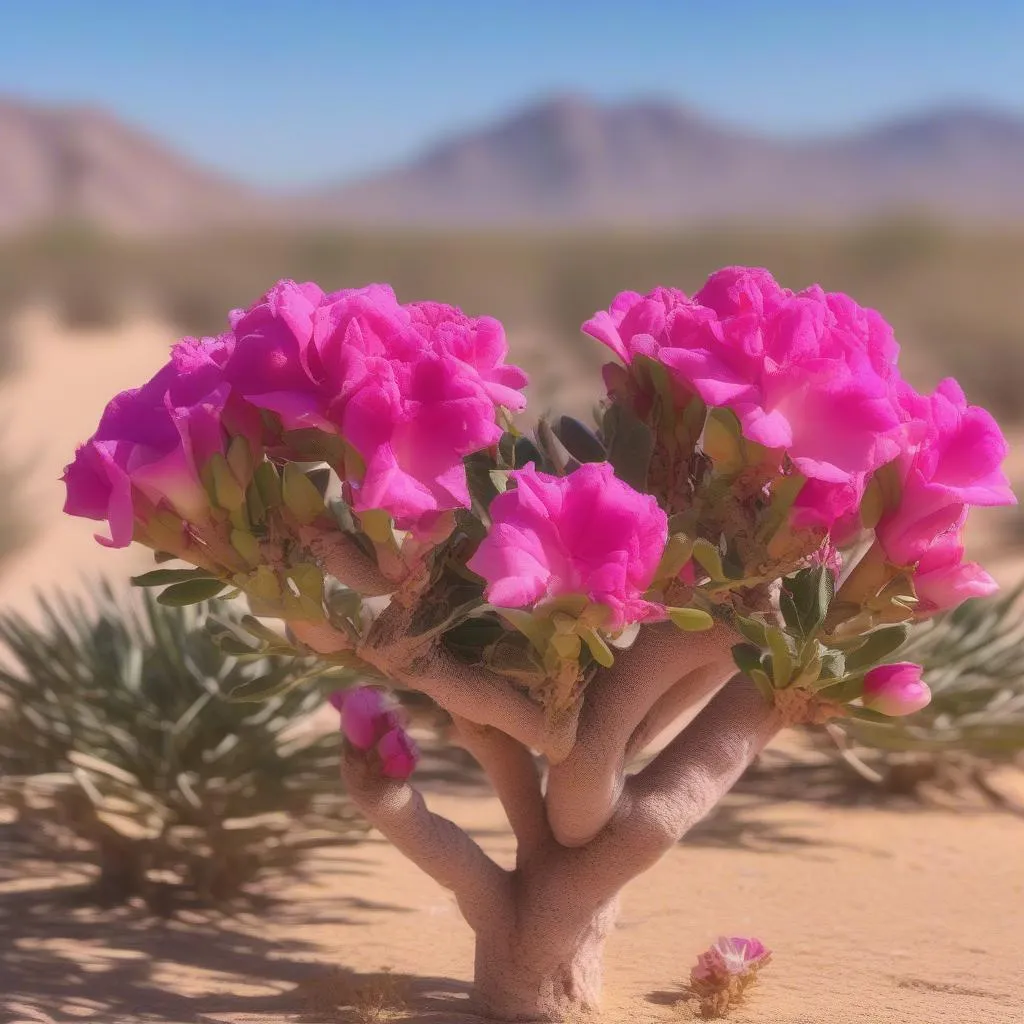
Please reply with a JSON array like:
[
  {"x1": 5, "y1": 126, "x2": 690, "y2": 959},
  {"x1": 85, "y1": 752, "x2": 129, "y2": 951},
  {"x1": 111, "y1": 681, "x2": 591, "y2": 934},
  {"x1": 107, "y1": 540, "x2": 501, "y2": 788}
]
[
  {"x1": 0, "y1": 221, "x2": 1022, "y2": 418},
  {"x1": 0, "y1": 441, "x2": 30, "y2": 568},
  {"x1": 834, "y1": 587, "x2": 1024, "y2": 801},
  {"x1": 0, "y1": 584, "x2": 368, "y2": 913}
]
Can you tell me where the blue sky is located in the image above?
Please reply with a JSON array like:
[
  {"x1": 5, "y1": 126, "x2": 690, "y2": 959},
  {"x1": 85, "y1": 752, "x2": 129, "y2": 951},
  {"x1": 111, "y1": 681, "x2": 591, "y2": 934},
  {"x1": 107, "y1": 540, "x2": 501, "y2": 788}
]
[{"x1": 2, "y1": 0, "x2": 1022, "y2": 188}]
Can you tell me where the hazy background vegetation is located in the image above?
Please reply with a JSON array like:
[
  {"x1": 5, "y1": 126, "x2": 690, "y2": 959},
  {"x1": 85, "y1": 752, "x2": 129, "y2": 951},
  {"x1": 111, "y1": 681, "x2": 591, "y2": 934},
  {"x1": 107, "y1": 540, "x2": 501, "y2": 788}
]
[{"x1": 2, "y1": 219, "x2": 1023, "y2": 422}]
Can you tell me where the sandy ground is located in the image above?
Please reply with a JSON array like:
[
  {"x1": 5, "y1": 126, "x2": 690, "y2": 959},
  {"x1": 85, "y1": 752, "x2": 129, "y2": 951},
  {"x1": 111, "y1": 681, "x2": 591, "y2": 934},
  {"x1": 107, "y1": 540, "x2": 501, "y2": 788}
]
[
  {"x1": 1, "y1": 316, "x2": 1023, "y2": 1024},
  {"x1": 2, "y1": 753, "x2": 1024, "y2": 1024}
]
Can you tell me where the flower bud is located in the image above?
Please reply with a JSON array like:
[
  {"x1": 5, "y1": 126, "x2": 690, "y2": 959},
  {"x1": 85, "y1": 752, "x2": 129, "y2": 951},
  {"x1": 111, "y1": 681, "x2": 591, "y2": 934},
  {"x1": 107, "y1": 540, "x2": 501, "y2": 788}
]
[{"x1": 862, "y1": 662, "x2": 931, "y2": 716}]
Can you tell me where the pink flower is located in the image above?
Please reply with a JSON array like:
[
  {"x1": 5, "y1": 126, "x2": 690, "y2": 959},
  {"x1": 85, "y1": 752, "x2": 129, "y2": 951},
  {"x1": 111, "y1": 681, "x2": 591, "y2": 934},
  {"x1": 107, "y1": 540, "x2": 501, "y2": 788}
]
[
  {"x1": 466, "y1": 462, "x2": 668, "y2": 630},
  {"x1": 877, "y1": 378, "x2": 1015, "y2": 567},
  {"x1": 341, "y1": 352, "x2": 503, "y2": 527},
  {"x1": 409, "y1": 301, "x2": 529, "y2": 412},
  {"x1": 377, "y1": 727, "x2": 419, "y2": 779},
  {"x1": 330, "y1": 688, "x2": 418, "y2": 778},
  {"x1": 691, "y1": 936, "x2": 772, "y2": 988},
  {"x1": 62, "y1": 336, "x2": 252, "y2": 548},
  {"x1": 912, "y1": 532, "x2": 998, "y2": 616},
  {"x1": 331, "y1": 687, "x2": 399, "y2": 750},
  {"x1": 862, "y1": 663, "x2": 931, "y2": 716},
  {"x1": 584, "y1": 268, "x2": 905, "y2": 489},
  {"x1": 223, "y1": 281, "x2": 526, "y2": 533}
]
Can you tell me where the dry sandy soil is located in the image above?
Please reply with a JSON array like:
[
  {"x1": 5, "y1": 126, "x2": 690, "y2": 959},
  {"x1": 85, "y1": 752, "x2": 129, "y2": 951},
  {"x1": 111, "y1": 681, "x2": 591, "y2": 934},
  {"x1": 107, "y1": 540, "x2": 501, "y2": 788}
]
[{"x1": 1, "y1": 315, "x2": 1023, "y2": 1024}]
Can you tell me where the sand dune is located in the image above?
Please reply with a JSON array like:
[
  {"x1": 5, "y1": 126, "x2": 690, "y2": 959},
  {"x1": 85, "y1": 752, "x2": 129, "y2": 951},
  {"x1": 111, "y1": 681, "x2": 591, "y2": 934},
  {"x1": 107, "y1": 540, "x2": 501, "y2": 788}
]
[{"x1": 0, "y1": 308, "x2": 173, "y2": 619}]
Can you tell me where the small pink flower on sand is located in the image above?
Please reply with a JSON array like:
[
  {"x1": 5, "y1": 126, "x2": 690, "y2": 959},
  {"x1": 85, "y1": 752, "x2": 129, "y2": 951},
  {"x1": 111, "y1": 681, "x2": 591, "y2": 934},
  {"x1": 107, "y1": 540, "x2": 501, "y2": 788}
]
[
  {"x1": 689, "y1": 936, "x2": 772, "y2": 1017},
  {"x1": 861, "y1": 663, "x2": 931, "y2": 717}
]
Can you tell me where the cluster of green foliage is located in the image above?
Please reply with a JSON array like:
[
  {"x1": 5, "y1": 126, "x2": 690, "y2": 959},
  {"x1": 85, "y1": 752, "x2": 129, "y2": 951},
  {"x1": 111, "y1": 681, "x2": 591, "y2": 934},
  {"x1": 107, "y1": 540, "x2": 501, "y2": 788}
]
[
  {"x1": 0, "y1": 584, "x2": 367, "y2": 912},
  {"x1": 832, "y1": 587, "x2": 1024, "y2": 797}
]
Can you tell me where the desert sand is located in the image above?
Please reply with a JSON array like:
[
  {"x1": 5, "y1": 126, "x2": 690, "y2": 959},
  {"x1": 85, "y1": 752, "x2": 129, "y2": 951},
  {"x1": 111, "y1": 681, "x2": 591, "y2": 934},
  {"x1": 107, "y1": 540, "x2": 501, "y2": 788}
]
[{"x1": 1, "y1": 314, "x2": 1023, "y2": 1023}]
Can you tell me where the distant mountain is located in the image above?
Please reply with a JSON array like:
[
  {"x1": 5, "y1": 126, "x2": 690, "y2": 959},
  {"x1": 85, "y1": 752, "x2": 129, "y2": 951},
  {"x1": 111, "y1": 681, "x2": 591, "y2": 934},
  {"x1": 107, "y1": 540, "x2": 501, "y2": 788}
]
[
  {"x1": 0, "y1": 99, "x2": 273, "y2": 235},
  {"x1": 2, "y1": 94, "x2": 1024, "y2": 234},
  {"x1": 316, "y1": 96, "x2": 1024, "y2": 226}
]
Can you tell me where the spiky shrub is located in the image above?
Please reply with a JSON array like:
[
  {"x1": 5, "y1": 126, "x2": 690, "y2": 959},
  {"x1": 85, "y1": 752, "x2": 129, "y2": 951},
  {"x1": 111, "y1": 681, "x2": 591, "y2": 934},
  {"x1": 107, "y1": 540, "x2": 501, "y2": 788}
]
[
  {"x1": 0, "y1": 584, "x2": 367, "y2": 911},
  {"x1": 833, "y1": 586, "x2": 1024, "y2": 795},
  {"x1": 0, "y1": 441, "x2": 30, "y2": 568},
  {"x1": 60, "y1": 272, "x2": 1015, "y2": 1021}
]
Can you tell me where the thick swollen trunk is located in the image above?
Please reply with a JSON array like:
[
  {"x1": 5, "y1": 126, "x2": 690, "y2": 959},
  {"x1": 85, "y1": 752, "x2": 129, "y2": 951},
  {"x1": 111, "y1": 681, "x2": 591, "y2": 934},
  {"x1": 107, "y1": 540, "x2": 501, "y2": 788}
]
[{"x1": 472, "y1": 886, "x2": 619, "y2": 1022}]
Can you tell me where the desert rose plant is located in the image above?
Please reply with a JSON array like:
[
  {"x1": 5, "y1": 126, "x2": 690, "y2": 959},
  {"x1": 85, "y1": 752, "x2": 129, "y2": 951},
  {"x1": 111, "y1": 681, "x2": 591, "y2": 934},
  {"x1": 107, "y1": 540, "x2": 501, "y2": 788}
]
[{"x1": 62, "y1": 270, "x2": 1015, "y2": 1021}]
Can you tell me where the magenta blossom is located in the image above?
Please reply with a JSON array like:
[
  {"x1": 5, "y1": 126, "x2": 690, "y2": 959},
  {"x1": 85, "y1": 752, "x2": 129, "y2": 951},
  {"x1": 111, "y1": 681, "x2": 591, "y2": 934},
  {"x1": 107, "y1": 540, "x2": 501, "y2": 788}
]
[
  {"x1": 862, "y1": 663, "x2": 931, "y2": 716},
  {"x1": 341, "y1": 351, "x2": 503, "y2": 526},
  {"x1": 377, "y1": 727, "x2": 419, "y2": 779},
  {"x1": 912, "y1": 532, "x2": 998, "y2": 616},
  {"x1": 467, "y1": 462, "x2": 668, "y2": 630},
  {"x1": 223, "y1": 280, "x2": 526, "y2": 533},
  {"x1": 584, "y1": 268, "x2": 905, "y2": 489},
  {"x1": 331, "y1": 687, "x2": 399, "y2": 750},
  {"x1": 330, "y1": 688, "x2": 418, "y2": 778},
  {"x1": 409, "y1": 301, "x2": 529, "y2": 412},
  {"x1": 876, "y1": 378, "x2": 1015, "y2": 567},
  {"x1": 62, "y1": 336, "x2": 252, "y2": 548},
  {"x1": 691, "y1": 936, "x2": 772, "y2": 988}
]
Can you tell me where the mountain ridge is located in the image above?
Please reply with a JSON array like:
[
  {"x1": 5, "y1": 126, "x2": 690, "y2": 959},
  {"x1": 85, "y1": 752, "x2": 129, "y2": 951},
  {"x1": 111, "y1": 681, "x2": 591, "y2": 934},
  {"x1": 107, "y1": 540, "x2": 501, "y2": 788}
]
[{"x1": 2, "y1": 94, "x2": 1023, "y2": 234}]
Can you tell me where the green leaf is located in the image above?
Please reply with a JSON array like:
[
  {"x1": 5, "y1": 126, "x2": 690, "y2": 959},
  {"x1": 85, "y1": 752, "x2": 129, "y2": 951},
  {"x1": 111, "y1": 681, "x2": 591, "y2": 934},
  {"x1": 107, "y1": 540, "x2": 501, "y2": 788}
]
[
  {"x1": 748, "y1": 670, "x2": 776, "y2": 704},
  {"x1": 847, "y1": 705, "x2": 899, "y2": 725},
  {"x1": 280, "y1": 428, "x2": 346, "y2": 464},
  {"x1": 668, "y1": 607, "x2": 715, "y2": 632},
  {"x1": 656, "y1": 533, "x2": 695, "y2": 582},
  {"x1": 554, "y1": 416, "x2": 606, "y2": 463},
  {"x1": 226, "y1": 435, "x2": 254, "y2": 484},
  {"x1": 514, "y1": 436, "x2": 543, "y2": 469},
  {"x1": 819, "y1": 650, "x2": 847, "y2": 679},
  {"x1": 225, "y1": 670, "x2": 308, "y2": 703},
  {"x1": 253, "y1": 461, "x2": 282, "y2": 510},
  {"x1": 230, "y1": 529, "x2": 262, "y2": 566},
  {"x1": 358, "y1": 508, "x2": 394, "y2": 544},
  {"x1": 732, "y1": 643, "x2": 764, "y2": 678},
  {"x1": 131, "y1": 568, "x2": 213, "y2": 588},
  {"x1": 156, "y1": 578, "x2": 227, "y2": 606},
  {"x1": 208, "y1": 452, "x2": 246, "y2": 511},
  {"x1": 488, "y1": 469, "x2": 511, "y2": 494},
  {"x1": 702, "y1": 408, "x2": 743, "y2": 467},
  {"x1": 282, "y1": 463, "x2": 326, "y2": 524},
  {"x1": 734, "y1": 615, "x2": 770, "y2": 648},
  {"x1": 215, "y1": 633, "x2": 263, "y2": 657},
  {"x1": 813, "y1": 674, "x2": 866, "y2": 703},
  {"x1": 766, "y1": 627, "x2": 795, "y2": 687},
  {"x1": 692, "y1": 538, "x2": 726, "y2": 581},
  {"x1": 844, "y1": 624, "x2": 911, "y2": 671},
  {"x1": 580, "y1": 627, "x2": 615, "y2": 668},
  {"x1": 782, "y1": 565, "x2": 834, "y2": 638},
  {"x1": 604, "y1": 402, "x2": 654, "y2": 492}
]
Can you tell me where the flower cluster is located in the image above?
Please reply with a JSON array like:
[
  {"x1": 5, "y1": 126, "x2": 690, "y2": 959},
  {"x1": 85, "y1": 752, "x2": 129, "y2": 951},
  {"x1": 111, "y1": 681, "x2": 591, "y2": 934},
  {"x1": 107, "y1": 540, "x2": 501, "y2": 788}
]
[
  {"x1": 584, "y1": 267, "x2": 1015, "y2": 620},
  {"x1": 63, "y1": 279, "x2": 528, "y2": 567},
  {"x1": 223, "y1": 282, "x2": 526, "y2": 530},
  {"x1": 61, "y1": 269, "x2": 1014, "y2": 730}
]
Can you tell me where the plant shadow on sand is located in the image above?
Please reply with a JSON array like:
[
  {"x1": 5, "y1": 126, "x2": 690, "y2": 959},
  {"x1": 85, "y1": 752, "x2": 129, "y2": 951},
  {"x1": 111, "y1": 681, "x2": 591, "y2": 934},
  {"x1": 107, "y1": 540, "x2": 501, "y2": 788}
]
[
  {"x1": 0, "y1": 860, "x2": 481, "y2": 1023},
  {"x1": 2, "y1": 743, "x2": 1019, "y2": 1023}
]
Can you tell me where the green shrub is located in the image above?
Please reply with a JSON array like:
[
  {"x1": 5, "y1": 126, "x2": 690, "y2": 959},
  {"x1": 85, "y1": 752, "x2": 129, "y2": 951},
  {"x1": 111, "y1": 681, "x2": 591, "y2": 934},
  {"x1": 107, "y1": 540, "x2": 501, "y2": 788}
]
[
  {"x1": 0, "y1": 583, "x2": 368, "y2": 912},
  {"x1": 834, "y1": 585, "x2": 1024, "y2": 797}
]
